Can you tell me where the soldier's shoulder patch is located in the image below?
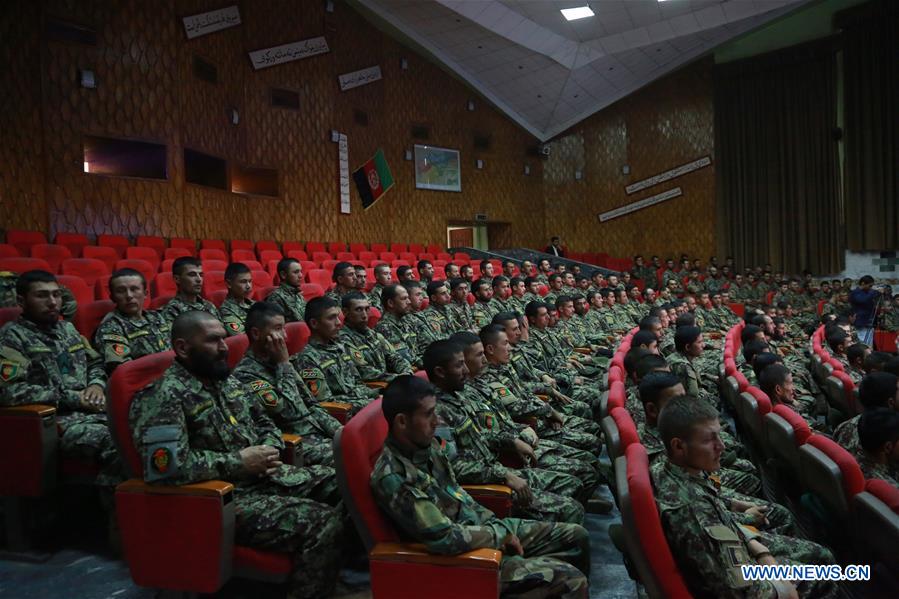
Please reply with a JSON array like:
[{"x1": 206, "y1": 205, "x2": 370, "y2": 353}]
[
  {"x1": 101, "y1": 333, "x2": 128, "y2": 343},
  {"x1": 249, "y1": 379, "x2": 273, "y2": 391},
  {"x1": 320, "y1": 359, "x2": 336, "y2": 369},
  {"x1": 0, "y1": 360, "x2": 22, "y2": 382},
  {"x1": 227, "y1": 322, "x2": 241, "y2": 332},
  {"x1": 111, "y1": 343, "x2": 128, "y2": 357},
  {"x1": 300, "y1": 368, "x2": 323, "y2": 379},
  {"x1": 258, "y1": 390, "x2": 278, "y2": 407}
]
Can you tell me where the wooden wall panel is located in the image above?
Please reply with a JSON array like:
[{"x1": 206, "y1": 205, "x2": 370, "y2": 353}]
[{"x1": 543, "y1": 59, "x2": 716, "y2": 261}]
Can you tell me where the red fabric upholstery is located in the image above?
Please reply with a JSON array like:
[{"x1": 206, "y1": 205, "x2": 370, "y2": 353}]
[
  {"x1": 732, "y1": 370, "x2": 749, "y2": 392},
  {"x1": 607, "y1": 364, "x2": 624, "y2": 383},
  {"x1": 0, "y1": 244, "x2": 19, "y2": 259},
  {"x1": 336, "y1": 252, "x2": 355, "y2": 261},
  {"x1": 200, "y1": 249, "x2": 227, "y2": 262},
  {"x1": 61, "y1": 258, "x2": 109, "y2": 289},
  {"x1": 231, "y1": 249, "x2": 255, "y2": 262},
  {"x1": 74, "y1": 300, "x2": 115, "y2": 339},
  {"x1": 306, "y1": 242, "x2": 326, "y2": 254},
  {"x1": 0, "y1": 257, "x2": 51, "y2": 273},
  {"x1": 56, "y1": 274, "x2": 95, "y2": 305},
  {"x1": 202, "y1": 260, "x2": 228, "y2": 273},
  {"x1": 224, "y1": 335, "x2": 249, "y2": 370},
  {"x1": 165, "y1": 247, "x2": 193, "y2": 261},
  {"x1": 368, "y1": 307, "x2": 382, "y2": 330},
  {"x1": 0, "y1": 307, "x2": 23, "y2": 326},
  {"x1": 807, "y1": 435, "x2": 865, "y2": 498},
  {"x1": 865, "y1": 479, "x2": 899, "y2": 513},
  {"x1": 874, "y1": 330, "x2": 898, "y2": 353},
  {"x1": 30, "y1": 244, "x2": 72, "y2": 274},
  {"x1": 390, "y1": 243, "x2": 408, "y2": 254},
  {"x1": 82, "y1": 246, "x2": 119, "y2": 272},
  {"x1": 97, "y1": 235, "x2": 130, "y2": 258},
  {"x1": 610, "y1": 407, "x2": 639, "y2": 451},
  {"x1": 623, "y1": 444, "x2": 693, "y2": 598},
  {"x1": 312, "y1": 252, "x2": 332, "y2": 266},
  {"x1": 258, "y1": 250, "x2": 282, "y2": 265},
  {"x1": 257, "y1": 285, "x2": 278, "y2": 302},
  {"x1": 230, "y1": 239, "x2": 253, "y2": 253},
  {"x1": 6, "y1": 230, "x2": 47, "y2": 255},
  {"x1": 250, "y1": 270, "x2": 272, "y2": 292},
  {"x1": 55, "y1": 232, "x2": 90, "y2": 257},
  {"x1": 126, "y1": 247, "x2": 161, "y2": 273},
  {"x1": 608, "y1": 381, "x2": 626, "y2": 411},
  {"x1": 199, "y1": 239, "x2": 225, "y2": 252},
  {"x1": 281, "y1": 242, "x2": 303, "y2": 254},
  {"x1": 150, "y1": 295, "x2": 173, "y2": 310},
  {"x1": 153, "y1": 272, "x2": 177, "y2": 297},
  {"x1": 379, "y1": 251, "x2": 397, "y2": 263},
  {"x1": 306, "y1": 270, "x2": 331, "y2": 291},
  {"x1": 771, "y1": 404, "x2": 811, "y2": 445},
  {"x1": 370, "y1": 243, "x2": 387, "y2": 254},
  {"x1": 116, "y1": 259, "x2": 156, "y2": 284},
  {"x1": 255, "y1": 240, "x2": 279, "y2": 254},
  {"x1": 285, "y1": 322, "x2": 310, "y2": 356},
  {"x1": 135, "y1": 236, "x2": 167, "y2": 256},
  {"x1": 727, "y1": 302, "x2": 745, "y2": 317},
  {"x1": 327, "y1": 242, "x2": 346, "y2": 255},
  {"x1": 203, "y1": 271, "x2": 227, "y2": 296},
  {"x1": 208, "y1": 289, "x2": 228, "y2": 308},
  {"x1": 744, "y1": 386, "x2": 772, "y2": 416},
  {"x1": 399, "y1": 252, "x2": 417, "y2": 263}
]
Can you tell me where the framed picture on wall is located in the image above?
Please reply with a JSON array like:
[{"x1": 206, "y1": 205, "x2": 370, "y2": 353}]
[{"x1": 414, "y1": 144, "x2": 461, "y2": 192}]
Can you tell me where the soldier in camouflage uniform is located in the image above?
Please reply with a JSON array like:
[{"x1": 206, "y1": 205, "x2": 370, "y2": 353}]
[
  {"x1": 94, "y1": 269, "x2": 170, "y2": 373},
  {"x1": 130, "y1": 311, "x2": 342, "y2": 599},
  {"x1": 542, "y1": 274, "x2": 564, "y2": 307},
  {"x1": 160, "y1": 257, "x2": 220, "y2": 324},
  {"x1": 292, "y1": 297, "x2": 379, "y2": 416},
  {"x1": 372, "y1": 375, "x2": 590, "y2": 597},
  {"x1": 471, "y1": 278, "x2": 499, "y2": 329},
  {"x1": 478, "y1": 260, "x2": 495, "y2": 287},
  {"x1": 409, "y1": 280, "x2": 454, "y2": 356},
  {"x1": 324, "y1": 261, "x2": 357, "y2": 304},
  {"x1": 856, "y1": 409, "x2": 899, "y2": 487},
  {"x1": 704, "y1": 266, "x2": 726, "y2": 295},
  {"x1": 232, "y1": 302, "x2": 341, "y2": 466},
  {"x1": 505, "y1": 276, "x2": 527, "y2": 315},
  {"x1": 374, "y1": 283, "x2": 419, "y2": 367},
  {"x1": 0, "y1": 271, "x2": 118, "y2": 483},
  {"x1": 367, "y1": 263, "x2": 392, "y2": 312},
  {"x1": 447, "y1": 278, "x2": 475, "y2": 332},
  {"x1": 265, "y1": 258, "x2": 307, "y2": 322},
  {"x1": 631, "y1": 255, "x2": 657, "y2": 287},
  {"x1": 1, "y1": 270, "x2": 78, "y2": 320},
  {"x1": 834, "y1": 372, "x2": 899, "y2": 460},
  {"x1": 338, "y1": 292, "x2": 412, "y2": 383},
  {"x1": 651, "y1": 396, "x2": 837, "y2": 599},
  {"x1": 491, "y1": 276, "x2": 512, "y2": 313},
  {"x1": 219, "y1": 262, "x2": 255, "y2": 336}
]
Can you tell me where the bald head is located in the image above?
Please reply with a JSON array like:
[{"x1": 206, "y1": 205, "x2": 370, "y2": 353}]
[{"x1": 171, "y1": 310, "x2": 221, "y2": 345}]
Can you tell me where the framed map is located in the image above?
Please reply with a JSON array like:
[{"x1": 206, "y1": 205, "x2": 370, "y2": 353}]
[{"x1": 414, "y1": 144, "x2": 461, "y2": 192}]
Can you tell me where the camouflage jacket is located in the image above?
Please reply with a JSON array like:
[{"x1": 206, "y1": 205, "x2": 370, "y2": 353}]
[
  {"x1": 528, "y1": 327, "x2": 569, "y2": 371},
  {"x1": 637, "y1": 422, "x2": 664, "y2": 464},
  {"x1": 371, "y1": 436, "x2": 509, "y2": 555},
  {"x1": 856, "y1": 453, "x2": 899, "y2": 488},
  {"x1": 471, "y1": 300, "x2": 498, "y2": 329},
  {"x1": 651, "y1": 457, "x2": 776, "y2": 598},
  {"x1": 373, "y1": 312, "x2": 418, "y2": 365},
  {"x1": 833, "y1": 414, "x2": 859, "y2": 456},
  {"x1": 0, "y1": 317, "x2": 106, "y2": 410},
  {"x1": 667, "y1": 352, "x2": 714, "y2": 406},
  {"x1": 1, "y1": 272, "x2": 78, "y2": 320},
  {"x1": 265, "y1": 283, "x2": 306, "y2": 322},
  {"x1": 160, "y1": 295, "x2": 220, "y2": 324},
  {"x1": 367, "y1": 284, "x2": 386, "y2": 311},
  {"x1": 408, "y1": 306, "x2": 451, "y2": 357},
  {"x1": 338, "y1": 325, "x2": 412, "y2": 382},
  {"x1": 291, "y1": 338, "x2": 379, "y2": 404},
  {"x1": 93, "y1": 309, "x2": 170, "y2": 372},
  {"x1": 231, "y1": 351, "x2": 339, "y2": 439},
  {"x1": 219, "y1": 296, "x2": 255, "y2": 336},
  {"x1": 509, "y1": 344, "x2": 553, "y2": 395},
  {"x1": 481, "y1": 362, "x2": 552, "y2": 421},
  {"x1": 447, "y1": 302, "x2": 475, "y2": 332}
]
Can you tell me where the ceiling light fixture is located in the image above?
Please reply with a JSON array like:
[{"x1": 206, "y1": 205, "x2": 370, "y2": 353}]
[{"x1": 561, "y1": 6, "x2": 594, "y2": 21}]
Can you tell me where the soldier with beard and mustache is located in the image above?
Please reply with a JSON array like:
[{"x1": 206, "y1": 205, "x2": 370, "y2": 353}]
[{"x1": 130, "y1": 310, "x2": 344, "y2": 599}]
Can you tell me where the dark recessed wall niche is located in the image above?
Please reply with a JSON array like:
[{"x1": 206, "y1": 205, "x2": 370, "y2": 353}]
[
  {"x1": 411, "y1": 124, "x2": 430, "y2": 140},
  {"x1": 231, "y1": 164, "x2": 278, "y2": 197},
  {"x1": 192, "y1": 55, "x2": 218, "y2": 83},
  {"x1": 45, "y1": 17, "x2": 97, "y2": 45},
  {"x1": 353, "y1": 109, "x2": 369, "y2": 126},
  {"x1": 82, "y1": 135, "x2": 167, "y2": 180},
  {"x1": 271, "y1": 87, "x2": 300, "y2": 109},
  {"x1": 184, "y1": 148, "x2": 227, "y2": 190}
]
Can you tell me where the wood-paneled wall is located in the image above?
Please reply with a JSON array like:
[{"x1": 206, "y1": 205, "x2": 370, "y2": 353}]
[
  {"x1": 0, "y1": 0, "x2": 544, "y2": 247},
  {"x1": 542, "y1": 59, "x2": 717, "y2": 261}
]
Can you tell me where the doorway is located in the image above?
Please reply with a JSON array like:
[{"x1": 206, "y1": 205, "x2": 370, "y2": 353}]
[{"x1": 447, "y1": 224, "x2": 488, "y2": 250}]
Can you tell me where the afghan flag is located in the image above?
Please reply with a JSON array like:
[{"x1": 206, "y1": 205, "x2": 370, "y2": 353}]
[{"x1": 352, "y1": 149, "x2": 394, "y2": 210}]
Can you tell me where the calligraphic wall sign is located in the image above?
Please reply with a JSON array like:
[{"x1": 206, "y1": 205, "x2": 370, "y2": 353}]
[
  {"x1": 624, "y1": 156, "x2": 711, "y2": 195},
  {"x1": 338, "y1": 65, "x2": 383, "y2": 91},
  {"x1": 183, "y1": 6, "x2": 241, "y2": 40},
  {"x1": 338, "y1": 134, "x2": 351, "y2": 214},
  {"x1": 599, "y1": 187, "x2": 682, "y2": 223},
  {"x1": 248, "y1": 37, "x2": 330, "y2": 70}
]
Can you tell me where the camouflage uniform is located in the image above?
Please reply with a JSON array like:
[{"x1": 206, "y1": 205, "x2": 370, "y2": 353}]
[
  {"x1": 856, "y1": 454, "x2": 899, "y2": 488},
  {"x1": 447, "y1": 301, "x2": 476, "y2": 332},
  {"x1": 160, "y1": 295, "x2": 220, "y2": 324},
  {"x1": 668, "y1": 352, "x2": 718, "y2": 408},
  {"x1": 0, "y1": 271, "x2": 78, "y2": 320},
  {"x1": 130, "y1": 360, "x2": 342, "y2": 599},
  {"x1": 338, "y1": 325, "x2": 412, "y2": 383},
  {"x1": 651, "y1": 457, "x2": 837, "y2": 599},
  {"x1": 265, "y1": 283, "x2": 306, "y2": 322},
  {"x1": 407, "y1": 306, "x2": 451, "y2": 358},
  {"x1": 93, "y1": 309, "x2": 170, "y2": 373},
  {"x1": 434, "y1": 387, "x2": 584, "y2": 523},
  {"x1": 291, "y1": 338, "x2": 380, "y2": 414},
  {"x1": 0, "y1": 318, "x2": 118, "y2": 483},
  {"x1": 583, "y1": 309, "x2": 616, "y2": 346},
  {"x1": 659, "y1": 328, "x2": 675, "y2": 356},
  {"x1": 373, "y1": 312, "x2": 418, "y2": 366},
  {"x1": 508, "y1": 344, "x2": 592, "y2": 420},
  {"x1": 232, "y1": 351, "x2": 341, "y2": 466},
  {"x1": 471, "y1": 300, "x2": 498, "y2": 329},
  {"x1": 219, "y1": 296, "x2": 255, "y2": 336},
  {"x1": 833, "y1": 415, "x2": 859, "y2": 456},
  {"x1": 372, "y1": 436, "x2": 589, "y2": 597},
  {"x1": 367, "y1": 283, "x2": 386, "y2": 311}
]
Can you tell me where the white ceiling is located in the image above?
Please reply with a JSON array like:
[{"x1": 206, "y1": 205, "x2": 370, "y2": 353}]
[{"x1": 355, "y1": 0, "x2": 809, "y2": 141}]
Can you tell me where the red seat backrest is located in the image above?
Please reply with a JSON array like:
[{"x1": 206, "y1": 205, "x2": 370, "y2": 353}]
[
  {"x1": 771, "y1": 404, "x2": 812, "y2": 445},
  {"x1": 379, "y1": 252, "x2": 397, "y2": 263},
  {"x1": 306, "y1": 270, "x2": 331, "y2": 290},
  {"x1": 116, "y1": 259, "x2": 157, "y2": 284},
  {"x1": 7, "y1": 230, "x2": 47, "y2": 255},
  {"x1": 259, "y1": 285, "x2": 278, "y2": 302},
  {"x1": 0, "y1": 244, "x2": 20, "y2": 259},
  {"x1": 807, "y1": 434, "x2": 865, "y2": 498},
  {"x1": 153, "y1": 272, "x2": 177, "y2": 297},
  {"x1": 82, "y1": 246, "x2": 119, "y2": 273},
  {"x1": 349, "y1": 243, "x2": 368, "y2": 255},
  {"x1": 370, "y1": 243, "x2": 387, "y2": 254},
  {"x1": 427, "y1": 244, "x2": 443, "y2": 255},
  {"x1": 258, "y1": 250, "x2": 282, "y2": 265},
  {"x1": 30, "y1": 244, "x2": 72, "y2": 274},
  {"x1": 0, "y1": 257, "x2": 51, "y2": 274},
  {"x1": 126, "y1": 247, "x2": 161, "y2": 272},
  {"x1": 200, "y1": 239, "x2": 226, "y2": 253},
  {"x1": 285, "y1": 322, "x2": 311, "y2": 356},
  {"x1": 608, "y1": 380, "x2": 626, "y2": 411},
  {"x1": 231, "y1": 249, "x2": 256, "y2": 262},
  {"x1": 832, "y1": 370, "x2": 856, "y2": 407},
  {"x1": 281, "y1": 241, "x2": 303, "y2": 255},
  {"x1": 208, "y1": 289, "x2": 228, "y2": 308},
  {"x1": 607, "y1": 364, "x2": 624, "y2": 383},
  {"x1": 61, "y1": 258, "x2": 110, "y2": 289},
  {"x1": 108, "y1": 351, "x2": 176, "y2": 477},
  {"x1": 408, "y1": 244, "x2": 424, "y2": 255},
  {"x1": 286, "y1": 250, "x2": 308, "y2": 261},
  {"x1": 335, "y1": 399, "x2": 398, "y2": 551},
  {"x1": 256, "y1": 240, "x2": 279, "y2": 254},
  {"x1": 199, "y1": 249, "x2": 227, "y2": 262},
  {"x1": 390, "y1": 243, "x2": 407, "y2": 254},
  {"x1": 56, "y1": 274, "x2": 95, "y2": 305},
  {"x1": 312, "y1": 252, "x2": 332, "y2": 265},
  {"x1": 303, "y1": 242, "x2": 324, "y2": 254},
  {"x1": 169, "y1": 239, "x2": 196, "y2": 255},
  {"x1": 322, "y1": 259, "x2": 339, "y2": 273},
  {"x1": 230, "y1": 239, "x2": 253, "y2": 253},
  {"x1": 337, "y1": 252, "x2": 355, "y2": 261},
  {"x1": 301, "y1": 283, "x2": 324, "y2": 301},
  {"x1": 359, "y1": 251, "x2": 377, "y2": 263},
  {"x1": 745, "y1": 386, "x2": 772, "y2": 416},
  {"x1": 251, "y1": 270, "x2": 272, "y2": 291},
  {"x1": 97, "y1": 235, "x2": 130, "y2": 258},
  {"x1": 164, "y1": 247, "x2": 193, "y2": 261},
  {"x1": 610, "y1": 407, "x2": 639, "y2": 450},
  {"x1": 733, "y1": 370, "x2": 749, "y2": 392},
  {"x1": 202, "y1": 260, "x2": 228, "y2": 274},
  {"x1": 399, "y1": 252, "x2": 417, "y2": 263},
  {"x1": 327, "y1": 242, "x2": 346, "y2": 255},
  {"x1": 74, "y1": 299, "x2": 115, "y2": 339},
  {"x1": 368, "y1": 307, "x2": 382, "y2": 330},
  {"x1": 135, "y1": 236, "x2": 167, "y2": 257},
  {"x1": 624, "y1": 444, "x2": 693, "y2": 597},
  {"x1": 0, "y1": 307, "x2": 23, "y2": 327},
  {"x1": 865, "y1": 479, "x2": 899, "y2": 513},
  {"x1": 150, "y1": 295, "x2": 173, "y2": 310},
  {"x1": 224, "y1": 335, "x2": 249, "y2": 370},
  {"x1": 203, "y1": 271, "x2": 227, "y2": 296},
  {"x1": 54, "y1": 232, "x2": 90, "y2": 257}
]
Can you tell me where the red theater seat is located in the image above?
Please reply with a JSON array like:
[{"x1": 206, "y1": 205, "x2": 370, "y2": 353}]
[
  {"x1": 436, "y1": 252, "x2": 452, "y2": 263},
  {"x1": 390, "y1": 243, "x2": 407, "y2": 254},
  {"x1": 765, "y1": 404, "x2": 812, "y2": 478},
  {"x1": 170, "y1": 238, "x2": 196, "y2": 255},
  {"x1": 6, "y1": 230, "x2": 47, "y2": 256},
  {"x1": 56, "y1": 274, "x2": 95, "y2": 306},
  {"x1": 286, "y1": 250, "x2": 308, "y2": 262},
  {"x1": 97, "y1": 235, "x2": 130, "y2": 258},
  {"x1": 874, "y1": 330, "x2": 898, "y2": 354},
  {"x1": 61, "y1": 258, "x2": 109, "y2": 290},
  {"x1": 255, "y1": 240, "x2": 279, "y2": 255},
  {"x1": 312, "y1": 252, "x2": 332, "y2": 265},
  {"x1": 199, "y1": 249, "x2": 227, "y2": 262},
  {"x1": 135, "y1": 236, "x2": 167, "y2": 257},
  {"x1": 230, "y1": 239, "x2": 253, "y2": 253},
  {"x1": 126, "y1": 247, "x2": 161, "y2": 273},
  {"x1": 224, "y1": 335, "x2": 249, "y2": 370},
  {"x1": 799, "y1": 434, "x2": 865, "y2": 519},
  {"x1": 200, "y1": 239, "x2": 226, "y2": 253},
  {"x1": 30, "y1": 244, "x2": 72, "y2": 274},
  {"x1": 454, "y1": 252, "x2": 471, "y2": 261},
  {"x1": 281, "y1": 241, "x2": 303, "y2": 255},
  {"x1": 258, "y1": 285, "x2": 278, "y2": 302},
  {"x1": 0, "y1": 307, "x2": 22, "y2": 328},
  {"x1": 349, "y1": 243, "x2": 367, "y2": 255},
  {"x1": 285, "y1": 322, "x2": 310, "y2": 356},
  {"x1": 258, "y1": 250, "x2": 281, "y2": 265},
  {"x1": 337, "y1": 252, "x2": 355, "y2": 261},
  {"x1": 370, "y1": 243, "x2": 387, "y2": 254},
  {"x1": 427, "y1": 244, "x2": 443, "y2": 255},
  {"x1": 54, "y1": 232, "x2": 90, "y2": 257},
  {"x1": 164, "y1": 247, "x2": 192, "y2": 261},
  {"x1": 306, "y1": 270, "x2": 331, "y2": 291},
  {"x1": 0, "y1": 257, "x2": 51, "y2": 274},
  {"x1": 251, "y1": 270, "x2": 272, "y2": 291},
  {"x1": 203, "y1": 271, "x2": 227, "y2": 297},
  {"x1": 231, "y1": 249, "x2": 255, "y2": 263},
  {"x1": 108, "y1": 353, "x2": 293, "y2": 594},
  {"x1": 208, "y1": 289, "x2": 228, "y2": 308},
  {"x1": 82, "y1": 246, "x2": 119, "y2": 273},
  {"x1": 301, "y1": 283, "x2": 324, "y2": 301},
  {"x1": 368, "y1": 307, "x2": 382, "y2": 330},
  {"x1": 601, "y1": 407, "x2": 638, "y2": 462},
  {"x1": 74, "y1": 300, "x2": 115, "y2": 339},
  {"x1": 304, "y1": 242, "x2": 324, "y2": 254},
  {"x1": 153, "y1": 273, "x2": 177, "y2": 297},
  {"x1": 242, "y1": 260, "x2": 263, "y2": 272},
  {"x1": 327, "y1": 242, "x2": 345, "y2": 255},
  {"x1": 408, "y1": 244, "x2": 424, "y2": 255},
  {"x1": 359, "y1": 251, "x2": 377, "y2": 264},
  {"x1": 150, "y1": 295, "x2": 173, "y2": 310},
  {"x1": 335, "y1": 400, "x2": 507, "y2": 598},
  {"x1": 202, "y1": 260, "x2": 228, "y2": 273},
  {"x1": 379, "y1": 252, "x2": 397, "y2": 263},
  {"x1": 825, "y1": 371, "x2": 858, "y2": 416},
  {"x1": 0, "y1": 244, "x2": 19, "y2": 259}
]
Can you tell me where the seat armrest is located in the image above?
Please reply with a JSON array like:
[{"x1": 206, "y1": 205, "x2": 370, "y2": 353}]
[
  {"x1": 462, "y1": 484, "x2": 512, "y2": 498},
  {"x1": 117, "y1": 478, "x2": 234, "y2": 497},
  {"x1": 370, "y1": 542, "x2": 501, "y2": 570},
  {"x1": 281, "y1": 433, "x2": 302, "y2": 466},
  {"x1": 320, "y1": 401, "x2": 352, "y2": 423},
  {"x1": 365, "y1": 381, "x2": 389, "y2": 390},
  {"x1": 0, "y1": 404, "x2": 57, "y2": 417}
]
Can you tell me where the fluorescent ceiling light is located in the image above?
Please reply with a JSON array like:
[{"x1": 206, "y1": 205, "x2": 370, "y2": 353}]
[{"x1": 561, "y1": 6, "x2": 594, "y2": 21}]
